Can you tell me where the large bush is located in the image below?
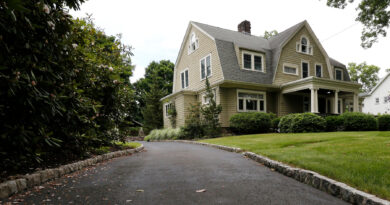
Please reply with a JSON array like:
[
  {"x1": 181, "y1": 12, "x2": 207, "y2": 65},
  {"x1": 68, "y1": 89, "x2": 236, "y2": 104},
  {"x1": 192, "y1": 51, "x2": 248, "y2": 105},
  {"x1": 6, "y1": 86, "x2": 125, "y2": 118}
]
[
  {"x1": 339, "y1": 112, "x2": 377, "y2": 131},
  {"x1": 144, "y1": 128, "x2": 182, "y2": 141},
  {"x1": 229, "y1": 112, "x2": 271, "y2": 134},
  {"x1": 271, "y1": 117, "x2": 281, "y2": 132},
  {"x1": 378, "y1": 114, "x2": 390, "y2": 131},
  {"x1": 325, "y1": 115, "x2": 344, "y2": 131},
  {"x1": 279, "y1": 113, "x2": 326, "y2": 133}
]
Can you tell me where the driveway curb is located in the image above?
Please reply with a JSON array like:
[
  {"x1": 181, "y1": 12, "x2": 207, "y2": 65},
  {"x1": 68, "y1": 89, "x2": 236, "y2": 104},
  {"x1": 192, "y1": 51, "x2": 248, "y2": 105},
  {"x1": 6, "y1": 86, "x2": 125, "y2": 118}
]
[
  {"x1": 0, "y1": 144, "x2": 144, "y2": 199},
  {"x1": 157, "y1": 140, "x2": 389, "y2": 205}
]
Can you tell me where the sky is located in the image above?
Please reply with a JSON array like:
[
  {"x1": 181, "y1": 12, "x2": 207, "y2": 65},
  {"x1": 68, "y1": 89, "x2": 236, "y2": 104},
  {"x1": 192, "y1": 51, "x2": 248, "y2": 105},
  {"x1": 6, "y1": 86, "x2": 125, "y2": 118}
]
[{"x1": 70, "y1": 0, "x2": 390, "y2": 82}]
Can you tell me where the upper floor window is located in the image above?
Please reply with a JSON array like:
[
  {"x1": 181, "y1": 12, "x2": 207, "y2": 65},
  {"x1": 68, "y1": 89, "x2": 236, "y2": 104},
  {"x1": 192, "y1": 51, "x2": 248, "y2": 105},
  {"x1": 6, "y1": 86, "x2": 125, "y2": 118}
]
[
  {"x1": 181, "y1": 69, "x2": 189, "y2": 89},
  {"x1": 315, "y1": 64, "x2": 322, "y2": 78},
  {"x1": 375, "y1": 97, "x2": 380, "y2": 104},
  {"x1": 237, "y1": 90, "x2": 266, "y2": 112},
  {"x1": 188, "y1": 33, "x2": 199, "y2": 54},
  {"x1": 384, "y1": 96, "x2": 389, "y2": 103},
  {"x1": 200, "y1": 54, "x2": 212, "y2": 80},
  {"x1": 296, "y1": 36, "x2": 313, "y2": 55},
  {"x1": 242, "y1": 51, "x2": 265, "y2": 72},
  {"x1": 283, "y1": 63, "x2": 298, "y2": 75},
  {"x1": 335, "y1": 68, "x2": 343, "y2": 80},
  {"x1": 302, "y1": 61, "x2": 309, "y2": 78}
]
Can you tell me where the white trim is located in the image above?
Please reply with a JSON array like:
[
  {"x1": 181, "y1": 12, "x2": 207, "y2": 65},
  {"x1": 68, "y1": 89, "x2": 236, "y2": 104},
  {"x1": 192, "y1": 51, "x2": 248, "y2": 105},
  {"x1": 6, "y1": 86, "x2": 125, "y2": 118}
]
[
  {"x1": 301, "y1": 60, "x2": 310, "y2": 79},
  {"x1": 335, "y1": 68, "x2": 344, "y2": 81},
  {"x1": 187, "y1": 32, "x2": 199, "y2": 55},
  {"x1": 315, "y1": 63, "x2": 323, "y2": 78},
  {"x1": 241, "y1": 50, "x2": 266, "y2": 72},
  {"x1": 283, "y1": 63, "x2": 299, "y2": 76},
  {"x1": 191, "y1": 22, "x2": 215, "y2": 41},
  {"x1": 200, "y1": 54, "x2": 212, "y2": 81},
  {"x1": 164, "y1": 102, "x2": 173, "y2": 117},
  {"x1": 180, "y1": 68, "x2": 189, "y2": 89},
  {"x1": 236, "y1": 89, "x2": 267, "y2": 112}
]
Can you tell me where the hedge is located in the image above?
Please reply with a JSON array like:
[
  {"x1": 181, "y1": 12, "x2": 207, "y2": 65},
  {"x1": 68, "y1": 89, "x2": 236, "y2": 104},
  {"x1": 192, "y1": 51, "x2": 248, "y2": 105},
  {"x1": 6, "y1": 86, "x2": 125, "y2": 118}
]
[
  {"x1": 378, "y1": 114, "x2": 390, "y2": 131},
  {"x1": 229, "y1": 112, "x2": 271, "y2": 134},
  {"x1": 339, "y1": 112, "x2": 377, "y2": 131},
  {"x1": 325, "y1": 115, "x2": 344, "y2": 131},
  {"x1": 279, "y1": 113, "x2": 326, "y2": 133}
]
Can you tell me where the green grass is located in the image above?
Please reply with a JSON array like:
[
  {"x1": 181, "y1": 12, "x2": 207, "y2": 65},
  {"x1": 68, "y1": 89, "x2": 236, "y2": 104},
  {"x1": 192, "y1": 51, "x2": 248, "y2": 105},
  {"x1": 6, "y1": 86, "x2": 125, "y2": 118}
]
[
  {"x1": 114, "y1": 141, "x2": 142, "y2": 149},
  {"x1": 93, "y1": 141, "x2": 142, "y2": 154},
  {"x1": 200, "y1": 131, "x2": 390, "y2": 200}
]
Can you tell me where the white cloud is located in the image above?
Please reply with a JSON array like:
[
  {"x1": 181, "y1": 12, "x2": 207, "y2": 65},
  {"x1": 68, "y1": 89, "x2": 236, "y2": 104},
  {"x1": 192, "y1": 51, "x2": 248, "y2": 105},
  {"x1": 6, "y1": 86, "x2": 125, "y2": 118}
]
[{"x1": 70, "y1": 0, "x2": 390, "y2": 82}]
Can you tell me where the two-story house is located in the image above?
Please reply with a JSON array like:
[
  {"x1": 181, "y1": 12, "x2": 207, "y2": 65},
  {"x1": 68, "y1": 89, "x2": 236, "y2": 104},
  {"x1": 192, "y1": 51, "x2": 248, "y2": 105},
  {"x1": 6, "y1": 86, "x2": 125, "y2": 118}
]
[{"x1": 162, "y1": 20, "x2": 361, "y2": 128}]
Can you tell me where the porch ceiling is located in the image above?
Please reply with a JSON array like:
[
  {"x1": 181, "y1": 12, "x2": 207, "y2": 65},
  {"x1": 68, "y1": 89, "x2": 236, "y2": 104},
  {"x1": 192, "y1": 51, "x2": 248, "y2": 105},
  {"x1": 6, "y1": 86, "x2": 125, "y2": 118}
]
[{"x1": 281, "y1": 76, "x2": 361, "y2": 94}]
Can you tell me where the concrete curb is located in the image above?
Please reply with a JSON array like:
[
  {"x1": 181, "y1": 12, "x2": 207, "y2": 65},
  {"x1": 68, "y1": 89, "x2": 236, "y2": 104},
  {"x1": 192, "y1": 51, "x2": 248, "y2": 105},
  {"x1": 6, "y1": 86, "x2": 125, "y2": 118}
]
[
  {"x1": 156, "y1": 140, "x2": 389, "y2": 205},
  {"x1": 0, "y1": 144, "x2": 144, "y2": 199}
]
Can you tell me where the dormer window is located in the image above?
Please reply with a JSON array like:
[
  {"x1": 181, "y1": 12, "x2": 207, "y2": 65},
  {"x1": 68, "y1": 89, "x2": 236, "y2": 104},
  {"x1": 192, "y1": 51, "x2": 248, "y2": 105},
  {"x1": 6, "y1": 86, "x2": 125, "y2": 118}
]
[
  {"x1": 296, "y1": 36, "x2": 313, "y2": 55},
  {"x1": 188, "y1": 33, "x2": 199, "y2": 54},
  {"x1": 241, "y1": 51, "x2": 265, "y2": 72}
]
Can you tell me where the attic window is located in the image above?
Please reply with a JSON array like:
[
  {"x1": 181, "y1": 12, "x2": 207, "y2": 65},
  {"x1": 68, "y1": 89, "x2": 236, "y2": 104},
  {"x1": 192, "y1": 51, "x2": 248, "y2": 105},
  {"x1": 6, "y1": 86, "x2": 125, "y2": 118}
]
[
  {"x1": 296, "y1": 36, "x2": 313, "y2": 55},
  {"x1": 188, "y1": 33, "x2": 199, "y2": 54},
  {"x1": 241, "y1": 51, "x2": 265, "y2": 72}
]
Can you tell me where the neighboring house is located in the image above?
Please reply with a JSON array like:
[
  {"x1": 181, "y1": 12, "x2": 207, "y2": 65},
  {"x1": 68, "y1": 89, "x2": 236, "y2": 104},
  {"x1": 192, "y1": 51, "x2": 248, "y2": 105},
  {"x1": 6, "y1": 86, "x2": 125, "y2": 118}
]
[
  {"x1": 361, "y1": 73, "x2": 390, "y2": 115},
  {"x1": 162, "y1": 20, "x2": 361, "y2": 128}
]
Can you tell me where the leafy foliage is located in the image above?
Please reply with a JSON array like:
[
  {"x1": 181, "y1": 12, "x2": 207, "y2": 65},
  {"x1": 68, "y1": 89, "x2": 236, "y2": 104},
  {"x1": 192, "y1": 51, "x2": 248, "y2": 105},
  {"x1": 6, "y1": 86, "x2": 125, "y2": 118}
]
[
  {"x1": 339, "y1": 112, "x2": 377, "y2": 131},
  {"x1": 181, "y1": 102, "x2": 205, "y2": 139},
  {"x1": 200, "y1": 78, "x2": 222, "y2": 137},
  {"x1": 142, "y1": 79, "x2": 165, "y2": 131},
  {"x1": 326, "y1": 0, "x2": 390, "y2": 48},
  {"x1": 229, "y1": 112, "x2": 271, "y2": 134},
  {"x1": 325, "y1": 115, "x2": 344, "y2": 131},
  {"x1": 279, "y1": 113, "x2": 326, "y2": 133},
  {"x1": 0, "y1": 1, "x2": 135, "y2": 174},
  {"x1": 378, "y1": 114, "x2": 390, "y2": 131},
  {"x1": 263, "y1": 30, "x2": 278, "y2": 39},
  {"x1": 347, "y1": 62, "x2": 380, "y2": 93}
]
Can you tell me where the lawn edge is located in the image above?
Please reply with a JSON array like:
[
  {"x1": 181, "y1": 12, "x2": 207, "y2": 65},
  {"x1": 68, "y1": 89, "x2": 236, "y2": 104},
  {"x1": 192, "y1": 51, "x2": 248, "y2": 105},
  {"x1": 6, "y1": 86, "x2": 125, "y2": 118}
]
[
  {"x1": 157, "y1": 140, "x2": 389, "y2": 205},
  {"x1": 0, "y1": 143, "x2": 144, "y2": 199}
]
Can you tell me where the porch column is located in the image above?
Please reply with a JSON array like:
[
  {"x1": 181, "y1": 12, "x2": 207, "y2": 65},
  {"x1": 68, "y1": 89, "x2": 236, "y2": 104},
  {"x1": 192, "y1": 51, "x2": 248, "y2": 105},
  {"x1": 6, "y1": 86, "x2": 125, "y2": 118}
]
[
  {"x1": 310, "y1": 88, "x2": 318, "y2": 113},
  {"x1": 353, "y1": 92, "x2": 359, "y2": 112},
  {"x1": 334, "y1": 90, "x2": 339, "y2": 114}
]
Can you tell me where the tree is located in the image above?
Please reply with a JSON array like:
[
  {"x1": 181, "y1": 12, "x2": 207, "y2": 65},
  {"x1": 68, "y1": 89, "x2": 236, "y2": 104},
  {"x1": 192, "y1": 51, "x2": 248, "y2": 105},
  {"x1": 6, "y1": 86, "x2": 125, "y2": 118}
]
[
  {"x1": 133, "y1": 60, "x2": 174, "y2": 122},
  {"x1": 263, "y1": 30, "x2": 278, "y2": 39},
  {"x1": 200, "y1": 78, "x2": 222, "y2": 138},
  {"x1": 347, "y1": 62, "x2": 380, "y2": 93},
  {"x1": 141, "y1": 75, "x2": 166, "y2": 131},
  {"x1": 326, "y1": 0, "x2": 390, "y2": 48}
]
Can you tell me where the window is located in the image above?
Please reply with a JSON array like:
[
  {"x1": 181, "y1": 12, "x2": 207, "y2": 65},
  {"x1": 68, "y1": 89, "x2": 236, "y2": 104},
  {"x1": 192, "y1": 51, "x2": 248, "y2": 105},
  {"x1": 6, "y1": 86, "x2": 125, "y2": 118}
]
[
  {"x1": 181, "y1": 69, "x2": 189, "y2": 89},
  {"x1": 335, "y1": 68, "x2": 343, "y2": 80},
  {"x1": 188, "y1": 33, "x2": 199, "y2": 54},
  {"x1": 237, "y1": 90, "x2": 266, "y2": 112},
  {"x1": 302, "y1": 61, "x2": 309, "y2": 78},
  {"x1": 385, "y1": 96, "x2": 390, "y2": 103},
  {"x1": 283, "y1": 63, "x2": 298, "y2": 75},
  {"x1": 241, "y1": 51, "x2": 265, "y2": 72},
  {"x1": 200, "y1": 54, "x2": 211, "y2": 80},
  {"x1": 376, "y1": 97, "x2": 380, "y2": 104},
  {"x1": 165, "y1": 103, "x2": 173, "y2": 116},
  {"x1": 315, "y1": 64, "x2": 322, "y2": 78},
  {"x1": 296, "y1": 36, "x2": 313, "y2": 55},
  {"x1": 202, "y1": 89, "x2": 217, "y2": 105}
]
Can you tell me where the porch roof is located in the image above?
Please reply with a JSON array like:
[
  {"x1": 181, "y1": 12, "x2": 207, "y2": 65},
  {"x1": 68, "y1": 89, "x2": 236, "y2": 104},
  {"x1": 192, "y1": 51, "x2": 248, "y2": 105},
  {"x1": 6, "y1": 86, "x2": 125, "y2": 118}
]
[{"x1": 281, "y1": 76, "x2": 361, "y2": 94}]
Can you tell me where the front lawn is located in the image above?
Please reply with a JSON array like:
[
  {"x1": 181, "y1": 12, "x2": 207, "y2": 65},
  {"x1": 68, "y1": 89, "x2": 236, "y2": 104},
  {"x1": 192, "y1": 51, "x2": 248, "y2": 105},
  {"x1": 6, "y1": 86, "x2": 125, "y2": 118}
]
[{"x1": 200, "y1": 131, "x2": 390, "y2": 200}]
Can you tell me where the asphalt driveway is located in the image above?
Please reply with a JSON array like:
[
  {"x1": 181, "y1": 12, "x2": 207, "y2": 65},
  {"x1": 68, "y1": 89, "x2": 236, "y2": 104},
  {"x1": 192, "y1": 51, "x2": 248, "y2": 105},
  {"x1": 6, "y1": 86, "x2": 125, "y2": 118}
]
[{"x1": 2, "y1": 142, "x2": 348, "y2": 204}]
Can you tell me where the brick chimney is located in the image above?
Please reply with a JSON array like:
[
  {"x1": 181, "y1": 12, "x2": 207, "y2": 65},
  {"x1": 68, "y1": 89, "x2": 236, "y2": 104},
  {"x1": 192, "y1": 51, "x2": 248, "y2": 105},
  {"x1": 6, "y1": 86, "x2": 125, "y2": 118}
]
[{"x1": 238, "y1": 20, "x2": 251, "y2": 35}]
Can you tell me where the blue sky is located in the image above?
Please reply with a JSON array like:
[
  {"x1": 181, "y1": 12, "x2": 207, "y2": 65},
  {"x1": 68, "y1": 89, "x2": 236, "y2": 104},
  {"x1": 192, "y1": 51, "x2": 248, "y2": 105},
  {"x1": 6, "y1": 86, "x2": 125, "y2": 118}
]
[{"x1": 70, "y1": 0, "x2": 390, "y2": 82}]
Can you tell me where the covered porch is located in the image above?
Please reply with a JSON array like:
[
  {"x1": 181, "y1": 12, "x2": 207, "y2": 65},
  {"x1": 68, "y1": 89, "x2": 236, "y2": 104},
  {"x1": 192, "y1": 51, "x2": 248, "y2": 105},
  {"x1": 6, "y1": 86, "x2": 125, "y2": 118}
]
[{"x1": 281, "y1": 77, "x2": 361, "y2": 115}]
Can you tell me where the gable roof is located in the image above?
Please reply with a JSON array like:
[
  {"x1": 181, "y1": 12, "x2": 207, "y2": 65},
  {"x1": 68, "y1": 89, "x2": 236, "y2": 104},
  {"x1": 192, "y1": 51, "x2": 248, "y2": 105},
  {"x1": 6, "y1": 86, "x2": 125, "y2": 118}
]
[
  {"x1": 190, "y1": 21, "x2": 348, "y2": 85},
  {"x1": 365, "y1": 73, "x2": 390, "y2": 96}
]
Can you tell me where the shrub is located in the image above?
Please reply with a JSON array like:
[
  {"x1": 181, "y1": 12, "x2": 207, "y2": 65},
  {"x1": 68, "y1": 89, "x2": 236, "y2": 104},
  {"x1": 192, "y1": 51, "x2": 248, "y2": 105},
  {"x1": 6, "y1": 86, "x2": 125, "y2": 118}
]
[
  {"x1": 144, "y1": 128, "x2": 182, "y2": 141},
  {"x1": 325, "y1": 115, "x2": 344, "y2": 131},
  {"x1": 229, "y1": 112, "x2": 271, "y2": 134},
  {"x1": 378, "y1": 114, "x2": 390, "y2": 131},
  {"x1": 271, "y1": 117, "x2": 281, "y2": 132},
  {"x1": 339, "y1": 112, "x2": 377, "y2": 131},
  {"x1": 181, "y1": 102, "x2": 205, "y2": 139},
  {"x1": 279, "y1": 113, "x2": 326, "y2": 133}
]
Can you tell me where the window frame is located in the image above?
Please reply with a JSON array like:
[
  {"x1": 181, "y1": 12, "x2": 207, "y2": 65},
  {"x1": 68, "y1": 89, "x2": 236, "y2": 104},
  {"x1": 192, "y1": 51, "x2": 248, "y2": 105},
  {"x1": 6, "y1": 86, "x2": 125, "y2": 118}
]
[
  {"x1": 296, "y1": 35, "x2": 313, "y2": 55},
  {"x1": 315, "y1": 63, "x2": 323, "y2": 78},
  {"x1": 164, "y1": 103, "x2": 173, "y2": 117},
  {"x1": 180, "y1": 68, "x2": 189, "y2": 89},
  {"x1": 283, "y1": 63, "x2": 298, "y2": 76},
  {"x1": 241, "y1": 50, "x2": 266, "y2": 72},
  {"x1": 188, "y1": 32, "x2": 199, "y2": 54},
  {"x1": 236, "y1": 89, "x2": 267, "y2": 113},
  {"x1": 375, "y1": 97, "x2": 380, "y2": 104},
  {"x1": 301, "y1": 60, "x2": 310, "y2": 79},
  {"x1": 335, "y1": 68, "x2": 343, "y2": 81},
  {"x1": 200, "y1": 54, "x2": 212, "y2": 80}
]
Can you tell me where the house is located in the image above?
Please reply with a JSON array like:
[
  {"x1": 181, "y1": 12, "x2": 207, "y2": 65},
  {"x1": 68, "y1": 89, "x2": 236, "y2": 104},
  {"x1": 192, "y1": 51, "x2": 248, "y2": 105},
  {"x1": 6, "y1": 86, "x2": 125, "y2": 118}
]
[
  {"x1": 161, "y1": 20, "x2": 361, "y2": 128},
  {"x1": 361, "y1": 73, "x2": 390, "y2": 115}
]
